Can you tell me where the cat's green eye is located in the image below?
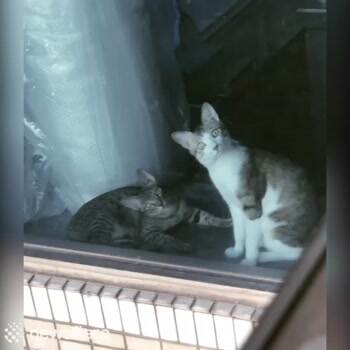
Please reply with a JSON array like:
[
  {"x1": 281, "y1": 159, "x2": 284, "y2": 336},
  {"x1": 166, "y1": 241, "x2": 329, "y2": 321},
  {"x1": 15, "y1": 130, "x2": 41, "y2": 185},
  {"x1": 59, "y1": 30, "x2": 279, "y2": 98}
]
[{"x1": 211, "y1": 128, "x2": 220, "y2": 137}]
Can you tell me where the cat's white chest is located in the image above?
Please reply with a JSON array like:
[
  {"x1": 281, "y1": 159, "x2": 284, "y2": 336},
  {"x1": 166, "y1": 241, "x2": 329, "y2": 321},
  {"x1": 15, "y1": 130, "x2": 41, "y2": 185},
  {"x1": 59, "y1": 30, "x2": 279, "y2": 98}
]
[{"x1": 208, "y1": 150, "x2": 246, "y2": 206}]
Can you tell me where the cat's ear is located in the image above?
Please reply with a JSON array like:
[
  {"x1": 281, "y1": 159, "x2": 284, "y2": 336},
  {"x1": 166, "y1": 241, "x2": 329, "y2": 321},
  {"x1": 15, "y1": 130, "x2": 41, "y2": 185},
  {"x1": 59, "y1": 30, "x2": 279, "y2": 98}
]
[
  {"x1": 120, "y1": 196, "x2": 145, "y2": 211},
  {"x1": 201, "y1": 102, "x2": 220, "y2": 125},
  {"x1": 171, "y1": 131, "x2": 198, "y2": 153},
  {"x1": 137, "y1": 169, "x2": 157, "y2": 188}
]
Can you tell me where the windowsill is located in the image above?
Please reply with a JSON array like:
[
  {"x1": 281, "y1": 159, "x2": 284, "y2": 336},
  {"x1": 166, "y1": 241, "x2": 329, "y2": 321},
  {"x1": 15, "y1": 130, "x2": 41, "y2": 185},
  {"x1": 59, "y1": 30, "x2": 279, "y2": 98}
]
[{"x1": 24, "y1": 233, "x2": 286, "y2": 297}]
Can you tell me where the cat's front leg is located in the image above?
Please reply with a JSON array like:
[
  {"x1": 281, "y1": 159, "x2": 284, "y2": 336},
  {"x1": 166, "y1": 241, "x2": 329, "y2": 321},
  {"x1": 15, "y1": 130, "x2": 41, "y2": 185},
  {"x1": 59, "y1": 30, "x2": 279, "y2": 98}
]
[
  {"x1": 225, "y1": 206, "x2": 246, "y2": 259},
  {"x1": 142, "y1": 228, "x2": 192, "y2": 253},
  {"x1": 240, "y1": 218, "x2": 262, "y2": 266},
  {"x1": 188, "y1": 208, "x2": 232, "y2": 228}
]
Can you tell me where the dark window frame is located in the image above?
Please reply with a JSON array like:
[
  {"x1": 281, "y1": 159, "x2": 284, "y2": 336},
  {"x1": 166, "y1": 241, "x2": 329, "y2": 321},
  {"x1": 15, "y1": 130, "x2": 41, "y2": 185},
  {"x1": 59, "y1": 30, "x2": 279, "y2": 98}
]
[{"x1": 243, "y1": 217, "x2": 326, "y2": 349}]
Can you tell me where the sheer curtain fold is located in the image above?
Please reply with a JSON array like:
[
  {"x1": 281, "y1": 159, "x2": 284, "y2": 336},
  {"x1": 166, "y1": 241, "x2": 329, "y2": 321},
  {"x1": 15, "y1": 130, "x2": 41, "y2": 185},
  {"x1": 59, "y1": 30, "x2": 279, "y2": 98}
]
[{"x1": 24, "y1": 0, "x2": 189, "y2": 220}]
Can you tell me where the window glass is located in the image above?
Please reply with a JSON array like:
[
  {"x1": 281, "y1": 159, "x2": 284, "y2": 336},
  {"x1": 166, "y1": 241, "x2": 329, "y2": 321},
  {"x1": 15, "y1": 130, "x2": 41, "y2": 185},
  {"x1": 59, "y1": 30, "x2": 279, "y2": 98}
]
[{"x1": 24, "y1": 0, "x2": 326, "y2": 286}]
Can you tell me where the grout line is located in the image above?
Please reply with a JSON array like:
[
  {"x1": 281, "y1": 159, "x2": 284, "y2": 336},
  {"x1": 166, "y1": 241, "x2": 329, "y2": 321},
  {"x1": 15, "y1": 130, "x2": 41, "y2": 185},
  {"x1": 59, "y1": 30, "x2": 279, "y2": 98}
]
[
  {"x1": 152, "y1": 302, "x2": 163, "y2": 350},
  {"x1": 27, "y1": 276, "x2": 38, "y2": 319},
  {"x1": 189, "y1": 299, "x2": 200, "y2": 348},
  {"x1": 63, "y1": 280, "x2": 73, "y2": 324},
  {"x1": 97, "y1": 286, "x2": 108, "y2": 330},
  {"x1": 79, "y1": 282, "x2": 94, "y2": 350},
  {"x1": 170, "y1": 300, "x2": 180, "y2": 343},
  {"x1": 210, "y1": 313, "x2": 219, "y2": 349},
  {"x1": 232, "y1": 316, "x2": 238, "y2": 350},
  {"x1": 115, "y1": 289, "x2": 128, "y2": 350},
  {"x1": 44, "y1": 278, "x2": 61, "y2": 350},
  {"x1": 133, "y1": 291, "x2": 142, "y2": 336},
  {"x1": 23, "y1": 330, "x2": 30, "y2": 349}
]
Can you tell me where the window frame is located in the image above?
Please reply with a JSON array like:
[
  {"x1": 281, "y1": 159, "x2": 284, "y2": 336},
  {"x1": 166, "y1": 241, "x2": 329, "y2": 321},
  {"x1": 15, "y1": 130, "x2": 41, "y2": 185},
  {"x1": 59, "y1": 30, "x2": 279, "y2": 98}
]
[{"x1": 243, "y1": 217, "x2": 326, "y2": 350}]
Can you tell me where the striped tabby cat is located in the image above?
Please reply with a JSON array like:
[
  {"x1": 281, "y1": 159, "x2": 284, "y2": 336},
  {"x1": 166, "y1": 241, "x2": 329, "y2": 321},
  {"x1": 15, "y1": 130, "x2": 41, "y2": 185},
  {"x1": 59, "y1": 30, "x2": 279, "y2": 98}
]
[
  {"x1": 68, "y1": 169, "x2": 232, "y2": 253},
  {"x1": 172, "y1": 103, "x2": 320, "y2": 265}
]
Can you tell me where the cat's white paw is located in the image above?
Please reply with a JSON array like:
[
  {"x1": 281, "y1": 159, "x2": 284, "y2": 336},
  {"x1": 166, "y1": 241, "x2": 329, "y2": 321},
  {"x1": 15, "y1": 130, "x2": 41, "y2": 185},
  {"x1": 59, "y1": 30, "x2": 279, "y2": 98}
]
[
  {"x1": 225, "y1": 246, "x2": 244, "y2": 259},
  {"x1": 240, "y1": 258, "x2": 258, "y2": 266}
]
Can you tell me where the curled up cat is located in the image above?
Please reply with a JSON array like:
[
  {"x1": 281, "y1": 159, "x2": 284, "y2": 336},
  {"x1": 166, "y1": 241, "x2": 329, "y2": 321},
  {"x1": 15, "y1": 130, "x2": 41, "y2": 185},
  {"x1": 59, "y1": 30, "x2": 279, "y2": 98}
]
[
  {"x1": 68, "y1": 169, "x2": 232, "y2": 253},
  {"x1": 172, "y1": 103, "x2": 320, "y2": 266}
]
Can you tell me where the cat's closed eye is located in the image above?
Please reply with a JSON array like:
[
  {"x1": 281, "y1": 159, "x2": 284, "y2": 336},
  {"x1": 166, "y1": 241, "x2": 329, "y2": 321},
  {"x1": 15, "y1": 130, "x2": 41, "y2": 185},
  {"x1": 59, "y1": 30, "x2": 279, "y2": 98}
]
[{"x1": 145, "y1": 202, "x2": 157, "y2": 209}]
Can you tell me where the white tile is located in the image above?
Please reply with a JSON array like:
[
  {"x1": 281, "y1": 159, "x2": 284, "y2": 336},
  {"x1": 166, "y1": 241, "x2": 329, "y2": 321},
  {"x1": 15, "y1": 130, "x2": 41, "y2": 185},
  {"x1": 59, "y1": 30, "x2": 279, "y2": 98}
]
[
  {"x1": 83, "y1": 294, "x2": 105, "y2": 328},
  {"x1": 31, "y1": 286, "x2": 53, "y2": 320},
  {"x1": 214, "y1": 315, "x2": 236, "y2": 350},
  {"x1": 138, "y1": 303, "x2": 159, "y2": 338},
  {"x1": 56, "y1": 324, "x2": 90, "y2": 343},
  {"x1": 174, "y1": 309, "x2": 197, "y2": 346},
  {"x1": 234, "y1": 319, "x2": 254, "y2": 349},
  {"x1": 60, "y1": 340, "x2": 91, "y2": 350},
  {"x1": 24, "y1": 318, "x2": 55, "y2": 333},
  {"x1": 194, "y1": 312, "x2": 216, "y2": 348},
  {"x1": 126, "y1": 335, "x2": 161, "y2": 350},
  {"x1": 162, "y1": 343, "x2": 197, "y2": 350},
  {"x1": 156, "y1": 306, "x2": 178, "y2": 342},
  {"x1": 65, "y1": 291, "x2": 87, "y2": 325},
  {"x1": 90, "y1": 329, "x2": 124, "y2": 348},
  {"x1": 119, "y1": 300, "x2": 140, "y2": 335},
  {"x1": 27, "y1": 334, "x2": 59, "y2": 350},
  {"x1": 48, "y1": 289, "x2": 70, "y2": 322},
  {"x1": 24, "y1": 286, "x2": 36, "y2": 317},
  {"x1": 100, "y1": 296, "x2": 123, "y2": 331}
]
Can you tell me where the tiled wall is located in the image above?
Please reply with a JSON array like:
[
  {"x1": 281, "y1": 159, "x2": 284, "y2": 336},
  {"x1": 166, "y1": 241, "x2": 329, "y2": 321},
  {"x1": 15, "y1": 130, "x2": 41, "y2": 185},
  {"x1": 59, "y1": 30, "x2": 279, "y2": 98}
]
[{"x1": 24, "y1": 272, "x2": 265, "y2": 350}]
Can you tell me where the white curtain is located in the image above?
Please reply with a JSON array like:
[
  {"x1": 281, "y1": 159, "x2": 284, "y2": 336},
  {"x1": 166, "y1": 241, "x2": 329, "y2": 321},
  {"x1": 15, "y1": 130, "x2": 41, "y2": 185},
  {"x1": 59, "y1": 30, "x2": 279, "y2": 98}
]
[{"x1": 24, "y1": 0, "x2": 189, "y2": 220}]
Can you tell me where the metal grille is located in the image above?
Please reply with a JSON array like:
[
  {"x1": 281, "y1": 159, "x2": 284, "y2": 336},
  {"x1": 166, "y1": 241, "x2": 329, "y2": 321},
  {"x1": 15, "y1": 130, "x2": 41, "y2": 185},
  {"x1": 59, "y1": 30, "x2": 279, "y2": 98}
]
[{"x1": 24, "y1": 272, "x2": 265, "y2": 350}]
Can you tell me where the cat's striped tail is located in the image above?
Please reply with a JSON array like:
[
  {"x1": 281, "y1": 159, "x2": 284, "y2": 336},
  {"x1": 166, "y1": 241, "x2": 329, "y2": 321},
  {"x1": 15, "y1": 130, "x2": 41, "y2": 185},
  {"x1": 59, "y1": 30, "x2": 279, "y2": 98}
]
[{"x1": 67, "y1": 224, "x2": 90, "y2": 242}]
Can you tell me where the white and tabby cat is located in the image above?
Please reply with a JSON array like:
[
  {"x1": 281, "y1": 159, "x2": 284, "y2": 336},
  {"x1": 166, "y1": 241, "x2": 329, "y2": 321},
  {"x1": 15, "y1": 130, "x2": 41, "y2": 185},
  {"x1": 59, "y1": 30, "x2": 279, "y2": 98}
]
[{"x1": 172, "y1": 103, "x2": 319, "y2": 265}]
